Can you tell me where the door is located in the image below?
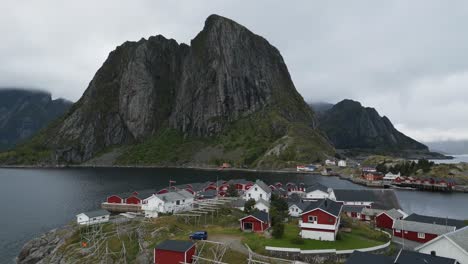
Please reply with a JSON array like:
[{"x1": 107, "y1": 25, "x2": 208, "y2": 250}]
[{"x1": 243, "y1": 222, "x2": 253, "y2": 231}]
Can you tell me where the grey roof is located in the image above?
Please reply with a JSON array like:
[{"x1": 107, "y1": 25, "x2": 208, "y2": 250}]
[
  {"x1": 393, "y1": 219, "x2": 456, "y2": 235},
  {"x1": 198, "y1": 189, "x2": 217, "y2": 198},
  {"x1": 231, "y1": 198, "x2": 246, "y2": 208},
  {"x1": 305, "y1": 183, "x2": 329, "y2": 193},
  {"x1": 445, "y1": 226, "x2": 468, "y2": 252},
  {"x1": 405, "y1": 213, "x2": 465, "y2": 229},
  {"x1": 333, "y1": 189, "x2": 401, "y2": 210},
  {"x1": 342, "y1": 205, "x2": 366, "y2": 213},
  {"x1": 361, "y1": 207, "x2": 384, "y2": 217},
  {"x1": 155, "y1": 240, "x2": 195, "y2": 252},
  {"x1": 254, "y1": 180, "x2": 272, "y2": 194},
  {"x1": 272, "y1": 188, "x2": 288, "y2": 196},
  {"x1": 303, "y1": 199, "x2": 342, "y2": 217},
  {"x1": 345, "y1": 251, "x2": 393, "y2": 264},
  {"x1": 156, "y1": 190, "x2": 193, "y2": 202},
  {"x1": 382, "y1": 208, "x2": 404, "y2": 219},
  {"x1": 256, "y1": 198, "x2": 270, "y2": 207},
  {"x1": 82, "y1": 209, "x2": 110, "y2": 218},
  {"x1": 288, "y1": 200, "x2": 311, "y2": 211},
  {"x1": 395, "y1": 249, "x2": 457, "y2": 264},
  {"x1": 333, "y1": 189, "x2": 376, "y2": 202},
  {"x1": 250, "y1": 210, "x2": 270, "y2": 223}
]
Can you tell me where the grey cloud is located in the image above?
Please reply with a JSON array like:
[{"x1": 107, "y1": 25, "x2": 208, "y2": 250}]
[{"x1": 1, "y1": 0, "x2": 468, "y2": 142}]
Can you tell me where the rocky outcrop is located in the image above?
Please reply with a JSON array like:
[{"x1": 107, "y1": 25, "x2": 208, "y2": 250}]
[
  {"x1": 317, "y1": 99, "x2": 428, "y2": 152},
  {"x1": 0, "y1": 89, "x2": 72, "y2": 151},
  {"x1": 7, "y1": 14, "x2": 331, "y2": 165}
]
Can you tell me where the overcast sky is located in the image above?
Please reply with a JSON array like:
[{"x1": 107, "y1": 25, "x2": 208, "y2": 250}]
[{"x1": 2, "y1": 0, "x2": 468, "y2": 142}]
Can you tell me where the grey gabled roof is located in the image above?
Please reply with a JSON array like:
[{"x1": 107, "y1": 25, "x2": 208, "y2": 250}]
[
  {"x1": 251, "y1": 210, "x2": 270, "y2": 223},
  {"x1": 155, "y1": 240, "x2": 195, "y2": 252},
  {"x1": 156, "y1": 190, "x2": 193, "y2": 202},
  {"x1": 342, "y1": 205, "x2": 366, "y2": 213},
  {"x1": 393, "y1": 219, "x2": 456, "y2": 235},
  {"x1": 333, "y1": 189, "x2": 375, "y2": 202},
  {"x1": 345, "y1": 251, "x2": 393, "y2": 264},
  {"x1": 361, "y1": 207, "x2": 384, "y2": 217},
  {"x1": 256, "y1": 198, "x2": 270, "y2": 207},
  {"x1": 302, "y1": 199, "x2": 342, "y2": 217},
  {"x1": 395, "y1": 249, "x2": 457, "y2": 264},
  {"x1": 305, "y1": 183, "x2": 329, "y2": 193},
  {"x1": 445, "y1": 226, "x2": 468, "y2": 253},
  {"x1": 382, "y1": 208, "x2": 404, "y2": 219},
  {"x1": 288, "y1": 200, "x2": 311, "y2": 211},
  {"x1": 254, "y1": 180, "x2": 272, "y2": 194},
  {"x1": 405, "y1": 213, "x2": 465, "y2": 229},
  {"x1": 81, "y1": 209, "x2": 110, "y2": 218}
]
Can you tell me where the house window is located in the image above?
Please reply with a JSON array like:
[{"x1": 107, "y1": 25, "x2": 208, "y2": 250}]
[
  {"x1": 395, "y1": 229, "x2": 401, "y2": 233},
  {"x1": 418, "y1": 233, "x2": 425, "y2": 239},
  {"x1": 255, "y1": 187, "x2": 258, "y2": 191},
  {"x1": 260, "y1": 194, "x2": 263, "y2": 198},
  {"x1": 295, "y1": 208, "x2": 298, "y2": 212},
  {"x1": 176, "y1": 200, "x2": 180, "y2": 205},
  {"x1": 308, "y1": 216, "x2": 317, "y2": 223},
  {"x1": 248, "y1": 194, "x2": 251, "y2": 198}
]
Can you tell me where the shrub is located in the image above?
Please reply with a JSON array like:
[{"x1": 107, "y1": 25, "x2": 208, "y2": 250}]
[
  {"x1": 290, "y1": 237, "x2": 305, "y2": 245},
  {"x1": 272, "y1": 223, "x2": 285, "y2": 239}
]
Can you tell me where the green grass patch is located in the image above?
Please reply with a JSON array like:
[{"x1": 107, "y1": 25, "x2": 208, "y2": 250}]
[{"x1": 243, "y1": 220, "x2": 389, "y2": 254}]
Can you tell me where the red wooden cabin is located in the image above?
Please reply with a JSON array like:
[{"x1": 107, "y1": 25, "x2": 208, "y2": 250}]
[{"x1": 154, "y1": 240, "x2": 196, "y2": 264}]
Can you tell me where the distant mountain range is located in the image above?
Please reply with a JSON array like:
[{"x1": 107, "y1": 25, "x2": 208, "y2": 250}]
[
  {"x1": 0, "y1": 88, "x2": 72, "y2": 151},
  {"x1": 310, "y1": 100, "x2": 446, "y2": 158},
  {"x1": 0, "y1": 15, "x2": 445, "y2": 167},
  {"x1": 424, "y1": 140, "x2": 468, "y2": 155}
]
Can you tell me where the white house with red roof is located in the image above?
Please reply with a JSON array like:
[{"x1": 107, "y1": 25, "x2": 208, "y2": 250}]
[{"x1": 299, "y1": 199, "x2": 343, "y2": 241}]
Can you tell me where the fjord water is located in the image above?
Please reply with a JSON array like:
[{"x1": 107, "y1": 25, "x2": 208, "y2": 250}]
[{"x1": 1, "y1": 168, "x2": 467, "y2": 263}]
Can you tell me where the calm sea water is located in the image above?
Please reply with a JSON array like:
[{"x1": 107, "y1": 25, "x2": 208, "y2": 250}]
[
  {"x1": 430, "y1": 154, "x2": 468, "y2": 164},
  {"x1": 0, "y1": 167, "x2": 467, "y2": 263}
]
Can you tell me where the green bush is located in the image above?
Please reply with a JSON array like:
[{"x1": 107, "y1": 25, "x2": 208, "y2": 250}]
[
  {"x1": 290, "y1": 237, "x2": 305, "y2": 245},
  {"x1": 272, "y1": 223, "x2": 285, "y2": 239}
]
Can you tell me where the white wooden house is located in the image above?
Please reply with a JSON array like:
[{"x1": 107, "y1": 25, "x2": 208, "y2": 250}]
[
  {"x1": 254, "y1": 198, "x2": 270, "y2": 212},
  {"x1": 244, "y1": 180, "x2": 271, "y2": 202},
  {"x1": 142, "y1": 189, "x2": 194, "y2": 217},
  {"x1": 76, "y1": 209, "x2": 110, "y2": 225},
  {"x1": 304, "y1": 183, "x2": 332, "y2": 200},
  {"x1": 338, "y1": 160, "x2": 347, "y2": 167}
]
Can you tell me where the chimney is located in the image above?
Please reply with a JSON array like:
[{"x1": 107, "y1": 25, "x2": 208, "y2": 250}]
[{"x1": 431, "y1": 251, "x2": 436, "y2": 256}]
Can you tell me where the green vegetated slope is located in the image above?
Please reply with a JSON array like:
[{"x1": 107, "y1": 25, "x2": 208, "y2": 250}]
[{"x1": 117, "y1": 107, "x2": 334, "y2": 169}]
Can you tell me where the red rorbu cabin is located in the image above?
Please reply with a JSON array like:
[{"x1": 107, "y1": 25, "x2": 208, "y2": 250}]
[
  {"x1": 154, "y1": 240, "x2": 196, "y2": 264},
  {"x1": 375, "y1": 209, "x2": 404, "y2": 229},
  {"x1": 106, "y1": 195, "x2": 122, "y2": 204},
  {"x1": 239, "y1": 211, "x2": 271, "y2": 232}
]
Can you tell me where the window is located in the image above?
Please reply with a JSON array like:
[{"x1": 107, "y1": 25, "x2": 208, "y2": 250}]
[
  {"x1": 255, "y1": 187, "x2": 258, "y2": 191},
  {"x1": 260, "y1": 194, "x2": 263, "y2": 198},
  {"x1": 395, "y1": 229, "x2": 401, "y2": 233},
  {"x1": 295, "y1": 208, "x2": 298, "y2": 212},
  {"x1": 308, "y1": 216, "x2": 317, "y2": 223},
  {"x1": 248, "y1": 194, "x2": 251, "y2": 197},
  {"x1": 418, "y1": 233, "x2": 425, "y2": 239}
]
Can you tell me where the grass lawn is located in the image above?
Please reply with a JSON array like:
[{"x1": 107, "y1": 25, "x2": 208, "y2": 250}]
[{"x1": 243, "y1": 219, "x2": 389, "y2": 254}]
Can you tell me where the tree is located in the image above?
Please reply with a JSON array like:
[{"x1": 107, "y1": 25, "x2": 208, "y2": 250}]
[
  {"x1": 376, "y1": 163, "x2": 388, "y2": 174},
  {"x1": 226, "y1": 184, "x2": 239, "y2": 197},
  {"x1": 272, "y1": 222, "x2": 285, "y2": 239},
  {"x1": 244, "y1": 199, "x2": 256, "y2": 214}
]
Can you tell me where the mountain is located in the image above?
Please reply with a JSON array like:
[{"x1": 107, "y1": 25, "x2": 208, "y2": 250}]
[
  {"x1": 309, "y1": 102, "x2": 334, "y2": 114},
  {"x1": 316, "y1": 99, "x2": 444, "y2": 158},
  {"x1": 0, "y1": 88, "x2": 72, "y2": 151},
  {"x1": 0, "y1": 15, "x2": 334, "y2": 168},
  {"x1": 425, "y1": 140, "x2": 468, "y2": 155}
]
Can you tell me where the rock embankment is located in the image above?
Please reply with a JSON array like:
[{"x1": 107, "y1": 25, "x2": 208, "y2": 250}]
[{"x1": 17, "y1": 225, "x2": 74, "y2": 264}]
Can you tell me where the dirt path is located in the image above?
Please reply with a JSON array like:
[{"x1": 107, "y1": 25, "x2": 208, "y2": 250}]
[{"x1": 209, "y1": 234, "x2": 249, "y2": 255}]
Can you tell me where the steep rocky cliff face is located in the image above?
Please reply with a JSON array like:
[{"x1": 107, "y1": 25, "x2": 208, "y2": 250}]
[
  {"x1": 2, "y1": 15, "x2": 333, "y2": 167},
  {"x1": 317, "y1": 99, "x2": 429, "y2": 153},
  {"x1": 0, "y1": 89, "x2": 71, "y2": 151}
]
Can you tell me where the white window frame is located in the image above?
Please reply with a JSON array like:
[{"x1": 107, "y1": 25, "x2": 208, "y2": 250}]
[
  {"x1": 395, "y1": 229, "x2": 401, "y2": 233},
  {"x1": 308, "y1": 216, "x2": 317, "y2": 223},
  {"x1": 417, "y1": 232, "x2": 425, "y2": 239}
]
